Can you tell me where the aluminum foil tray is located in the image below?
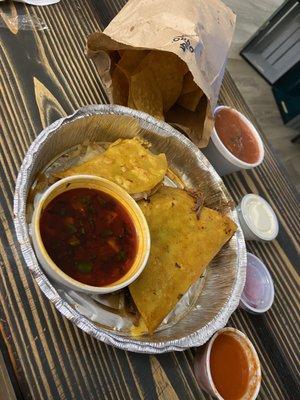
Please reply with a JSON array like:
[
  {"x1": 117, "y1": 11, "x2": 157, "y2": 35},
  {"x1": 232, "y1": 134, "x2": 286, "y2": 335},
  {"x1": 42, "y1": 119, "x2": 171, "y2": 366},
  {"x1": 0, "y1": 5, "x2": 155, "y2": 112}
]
[{"x1": 14, "y1": 105, "x2": 246, "y2": 353}]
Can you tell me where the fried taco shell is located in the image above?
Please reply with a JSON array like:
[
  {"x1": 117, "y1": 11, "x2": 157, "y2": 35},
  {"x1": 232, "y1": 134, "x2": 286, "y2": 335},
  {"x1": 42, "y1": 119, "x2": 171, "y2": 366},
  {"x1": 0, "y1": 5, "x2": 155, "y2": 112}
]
[{"x1": 130, "y1": 187, "x2": 237, "y2": 333}]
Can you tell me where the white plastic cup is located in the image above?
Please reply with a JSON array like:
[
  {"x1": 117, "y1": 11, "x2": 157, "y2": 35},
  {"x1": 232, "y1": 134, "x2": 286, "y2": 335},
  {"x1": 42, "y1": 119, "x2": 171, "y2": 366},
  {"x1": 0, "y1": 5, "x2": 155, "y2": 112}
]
[
  {"x1": 202, "y1": 106, "x2": 264, "y2": 176},
  {"x1": 240, "y1": 253, "x2": 275, "y2": 314},
  {"x1": 31, "y1": 175, "x2": 150, "y2": 294},
  {"x1": 236, "y1": 194, "x2": 279, "y2": 242},
  {"x1": 194, "y1": 328, "x2": 261, "y2": 400}
]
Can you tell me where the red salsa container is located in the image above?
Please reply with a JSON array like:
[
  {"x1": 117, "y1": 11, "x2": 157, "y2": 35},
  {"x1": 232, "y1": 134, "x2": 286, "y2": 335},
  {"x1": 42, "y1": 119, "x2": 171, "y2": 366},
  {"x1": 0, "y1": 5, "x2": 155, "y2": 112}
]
[{"x1": 202, "y1": 106, "x2": 264, "y2": 176}]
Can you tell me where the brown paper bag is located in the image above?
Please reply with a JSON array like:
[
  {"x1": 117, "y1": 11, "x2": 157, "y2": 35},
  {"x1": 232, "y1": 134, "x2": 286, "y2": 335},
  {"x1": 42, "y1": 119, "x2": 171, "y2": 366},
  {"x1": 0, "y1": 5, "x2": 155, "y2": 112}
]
[{"x1": 86, "y1": 0, "x2": 235, "y2": 148}]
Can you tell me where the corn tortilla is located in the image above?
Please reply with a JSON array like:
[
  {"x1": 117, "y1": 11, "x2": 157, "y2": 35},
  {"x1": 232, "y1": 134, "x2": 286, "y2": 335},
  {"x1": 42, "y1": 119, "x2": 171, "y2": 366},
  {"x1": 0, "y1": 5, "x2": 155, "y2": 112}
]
[
  {"x1": 56, "y1": 138, "x2": 168, "y2": 197},
  {"x1": 130, "y1": 187, "x2": 237, "y2": 333}
]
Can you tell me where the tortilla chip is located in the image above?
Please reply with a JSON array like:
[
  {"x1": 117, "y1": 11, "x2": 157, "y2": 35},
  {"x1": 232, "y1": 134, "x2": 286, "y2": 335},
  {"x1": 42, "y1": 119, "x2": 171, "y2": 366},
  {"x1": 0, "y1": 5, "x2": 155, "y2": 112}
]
[
  {"x1": 118, "y1": 50, "x2": 149, "y2": 76},
  {"x1": 177, "y1": 88, "x2": 204, "y2": 112},
  {"x1": 56, "y1": 138, "x2": 168, "y2": 197},
  {"x1": 166, "y1": 97, "x2": 207, "y2": 145},
  {"x1": 109, "y1": 50, "x2": 121, "y2": 67},
  {"x1": 130, "y1": 68, "x2": 164, "y2": 120},
  {"x1": 138, "y1": 51, "x2": 185, "y2": 112},
  {"x1": 127, "y1": 85, "x2": 136, "y2": 108},
  {"x1": 129, "y1": 187, "x2": 237, "y2": 333},
  {"x1": 112, "y1": 65, "x2": 129, "y2": 106},
  {"x1": 181, "y1": 71, "x2": 198, "y2": 94}
]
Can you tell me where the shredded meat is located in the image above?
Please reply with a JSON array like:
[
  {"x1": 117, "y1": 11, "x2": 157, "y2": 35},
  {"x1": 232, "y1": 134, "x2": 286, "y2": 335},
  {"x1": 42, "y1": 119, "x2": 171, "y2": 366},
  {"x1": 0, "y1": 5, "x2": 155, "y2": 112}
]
[
  {"x1": 185, "y1": 189, "x2": 205, "y2": 220},
  {"x1": 215, "y1": 198, "x2": 235, "y2": 215}
]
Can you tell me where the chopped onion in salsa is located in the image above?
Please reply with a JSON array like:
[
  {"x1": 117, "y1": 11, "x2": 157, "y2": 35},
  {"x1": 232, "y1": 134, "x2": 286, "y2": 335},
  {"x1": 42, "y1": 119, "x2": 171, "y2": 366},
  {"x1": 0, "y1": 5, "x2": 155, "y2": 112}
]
[{"x1": 40, "y1": 188, "x2": 137, "y2": 286}]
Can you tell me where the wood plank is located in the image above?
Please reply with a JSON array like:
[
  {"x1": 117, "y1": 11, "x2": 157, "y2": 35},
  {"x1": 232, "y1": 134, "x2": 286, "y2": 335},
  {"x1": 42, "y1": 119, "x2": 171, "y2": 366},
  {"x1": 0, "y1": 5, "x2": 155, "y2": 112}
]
[{"x1": 0, "y1": 351, "x2": 17, "y2": 400}]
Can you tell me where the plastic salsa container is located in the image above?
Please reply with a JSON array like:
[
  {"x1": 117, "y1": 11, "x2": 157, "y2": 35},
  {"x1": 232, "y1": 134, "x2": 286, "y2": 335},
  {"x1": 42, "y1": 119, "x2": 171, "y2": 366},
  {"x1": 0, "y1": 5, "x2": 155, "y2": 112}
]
[
  {"x1": 202, "y1": 106, "x2": 264, "y2": 176},
  {"x1": 194, "y1": 327, "x2": 261, "y2": 399},
  {"x1": 240, "y1": 252, "x2": 275, "y2": 314}
]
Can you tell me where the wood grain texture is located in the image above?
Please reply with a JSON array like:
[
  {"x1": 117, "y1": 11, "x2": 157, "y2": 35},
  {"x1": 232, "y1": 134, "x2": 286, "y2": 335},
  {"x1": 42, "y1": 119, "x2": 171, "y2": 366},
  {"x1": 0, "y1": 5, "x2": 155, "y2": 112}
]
[
  {"x1": 0, "y1": 351, "x2": 17, "y2": 400},
  {"x1": 0, "y1": 1, "x2": 299, "y2": 400}
]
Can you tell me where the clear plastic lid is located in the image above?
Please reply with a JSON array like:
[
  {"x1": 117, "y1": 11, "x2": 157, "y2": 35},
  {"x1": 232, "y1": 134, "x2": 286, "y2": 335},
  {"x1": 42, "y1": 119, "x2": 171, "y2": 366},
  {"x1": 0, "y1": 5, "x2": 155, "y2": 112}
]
[
  {"x1": 240, "y1": 252, "x2": 274, "y2": 314},
  {"x1": 241, "y1": 194, "x2": 279, "y2": 241}
]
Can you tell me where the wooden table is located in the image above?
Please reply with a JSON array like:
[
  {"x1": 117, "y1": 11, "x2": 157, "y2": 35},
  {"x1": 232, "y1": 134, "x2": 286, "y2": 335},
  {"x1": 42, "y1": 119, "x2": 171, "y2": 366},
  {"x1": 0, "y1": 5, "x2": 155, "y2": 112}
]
[{"x1": 0, "y1": 1, "x2": 299, "y2": 399}]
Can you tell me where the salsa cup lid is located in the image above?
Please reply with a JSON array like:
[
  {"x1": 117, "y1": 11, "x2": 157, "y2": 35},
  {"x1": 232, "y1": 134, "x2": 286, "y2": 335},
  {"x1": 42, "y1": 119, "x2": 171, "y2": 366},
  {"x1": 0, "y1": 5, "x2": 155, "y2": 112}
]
[
  {"x1": 240, "y1": 252, "x2": 274, "y2": 314},
  {"x1": 240, "y1": 194, "x2": 279, "y2": 242}
]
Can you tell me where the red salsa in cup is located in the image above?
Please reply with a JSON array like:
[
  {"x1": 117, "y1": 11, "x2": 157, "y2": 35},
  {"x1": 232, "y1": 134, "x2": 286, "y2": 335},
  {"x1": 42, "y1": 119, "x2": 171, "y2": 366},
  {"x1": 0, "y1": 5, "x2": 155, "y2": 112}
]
[
  {"x1": 215, "y1": 108, "x2": 260, "y2": 164},
  {"x1": 210, "y1": 333, "x2": 250, "y2": 400},
  {"x1": 40, "y1": 188, "x2": 137, "y2": 286}
]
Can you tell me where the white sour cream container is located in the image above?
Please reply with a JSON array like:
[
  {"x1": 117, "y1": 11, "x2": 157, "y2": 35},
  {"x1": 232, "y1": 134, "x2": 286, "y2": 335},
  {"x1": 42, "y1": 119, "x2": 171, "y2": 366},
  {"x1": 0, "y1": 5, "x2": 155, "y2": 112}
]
[{"x1": 236, "y1": 194, "x2": 279, "y2": 241}]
